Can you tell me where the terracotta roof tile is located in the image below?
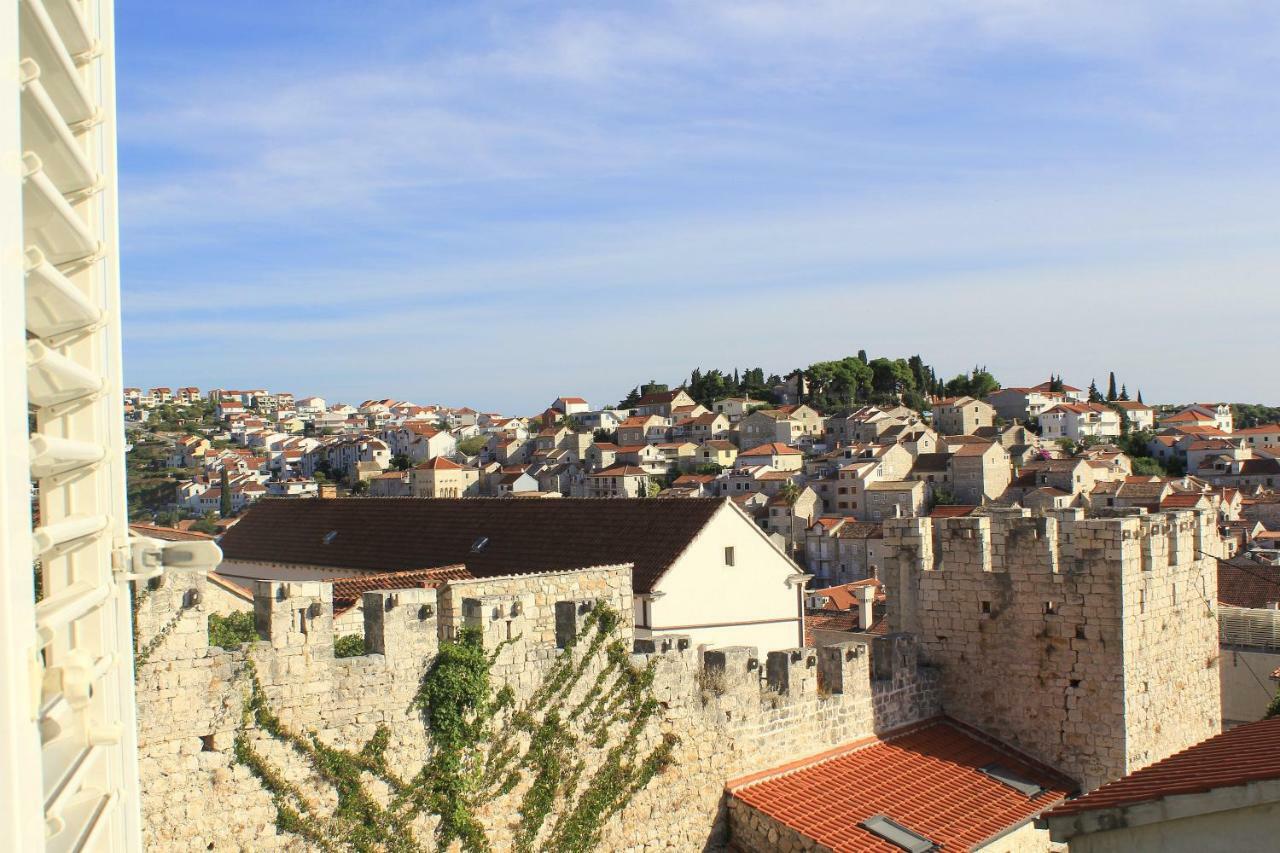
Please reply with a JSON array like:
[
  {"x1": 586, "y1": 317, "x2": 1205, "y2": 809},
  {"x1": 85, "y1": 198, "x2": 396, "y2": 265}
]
[
  {"x1": 1045, "y1": 716, "x2": 1280, "y2": 819},
  {"x1": 326, "y1": 565, "x2": 473, "y2": 615},
  {"x1": 740, "y1": 442, "x2": 803, "y2": 457},
  {"x1": 929, "y1": 505, "x2": 980, "y2": 518},
  {"x1": 729, "y1": 717, "x2": 1075, "y2": 853}
]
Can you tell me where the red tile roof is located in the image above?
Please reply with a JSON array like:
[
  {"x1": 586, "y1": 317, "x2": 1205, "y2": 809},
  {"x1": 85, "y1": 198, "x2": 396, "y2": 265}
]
[
  {"x1": 929, "y1": 505, "x2": 980, "y2": 518},
  {"x1": 729, "y1": 717, "x2": 1075, "y2": 852},
  {"x1": 803, "y1": 611, "x2": 860, "y2": 645},
  {"x1": 810, "y1": 579, "x2": 880, "y2": 610},
  {"x1": 1045, "y1": 716, "x2": 1280, "y2": 819},
  {"x1": 740, "y1": 442, "x2": 803, "y2": 457},
  {"x1": 326, "y1": 565, "x2": 473, "y2": 615},
  {"x1": 128, "y1": 523, "x2": 215, "y2": 541}
]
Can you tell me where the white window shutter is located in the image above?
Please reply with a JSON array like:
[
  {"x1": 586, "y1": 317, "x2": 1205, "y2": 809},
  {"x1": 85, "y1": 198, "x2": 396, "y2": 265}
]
[{"x1": 4, "y1": 1, "x2": 142, "y2": 850}]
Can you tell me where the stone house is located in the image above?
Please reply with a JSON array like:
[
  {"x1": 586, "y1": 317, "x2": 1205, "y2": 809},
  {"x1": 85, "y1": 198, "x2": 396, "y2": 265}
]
[
  {"x1": 735, "y1": 442, "x2": 804, "y2": 472},
  {"x1": 410, "y1": 456, "x2": 480, "y2": 498},
  {"x1": 617, "y1": 414, "x2": 668, "y2": 446},
  {"x1": 683, "y1": 412, "x2": 730, "y2": 443},
  {"x1": 1112, "y1": 399, "x2": 1155, "y2": 431},
  {"x1": 633, "y1": 388, "x2": 696, "y2": 417},
  {"x1": 654, "y1": 441, "x2": 700, "y2": 472},
  {"x1": 697, "y1": 439, "x2": 738, "y2": 470},
  {"x1": 367, "y1": 470, "x2": 411, "y2": 497},
  {"x1": 615, "y1": 443, "x2": 669, "y2": 475},
  {"x1": 948, "y1": 441, "x2": 1012, "y2": 504},
  {"x1": 495, "y1": 470, "x2": 539, "y2": 495},
  {"x1": 985, "y1": 386, "x2": 1065, "y2": 422},
  {"x1": 711, "y1": 396, "x2": 756, "y2": 422},
  {"x1": 908, "y1": 450, "x2": 953, "y2": 492},
  {"x1": 764, "y1": 486, "x2": 819, "y2": 547},
  {"x1": 381, "y1": 422, "x2": 457, "y2": 463},
  {"x1": 803, "y1": 518, "x2": 885, "y2": 585},
  {"x1": 739, "y1": 405, "x2": 825, "y2": 450},
  {"x1": 930, "y1": 396, "x2": 996, "y2": 435},
  {"x1": 551, "y1": 396, "x2": 590, "y2": 416},
  {"x1": 863, "y1": 480, "x2": 925, "y2": 521},
  {"x1": 584, "y1": 464, "x2": 651, "y2": 498}
]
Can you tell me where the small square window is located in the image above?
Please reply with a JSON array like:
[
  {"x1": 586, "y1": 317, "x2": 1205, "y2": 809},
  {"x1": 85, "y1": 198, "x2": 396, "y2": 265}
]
[
  {"x1": 724, "y1": 547, "x2": 735, "y2": 567},
  {"x1": 1043, "y1": 601, "x2": 1059, "y2": 615},
  {"x1": 980, "y1": 601, "x2": 991, "y2": 614}
]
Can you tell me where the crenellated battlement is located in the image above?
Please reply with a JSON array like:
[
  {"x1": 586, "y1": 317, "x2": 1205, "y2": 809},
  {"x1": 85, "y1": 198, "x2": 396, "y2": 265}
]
[
  {"x1": 134, "y1": 563, "x2": 940, "y2": 851},
  {"x1": 879, "y1": 506, "x2": 1222, "y2": 791},
  {"x1": 884, "y1": 507, "x2": 1218, "y2": 584}
]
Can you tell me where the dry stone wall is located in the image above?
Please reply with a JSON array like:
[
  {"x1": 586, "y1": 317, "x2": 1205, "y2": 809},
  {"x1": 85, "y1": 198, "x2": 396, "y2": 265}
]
[
  {"x1": 881, "y1": 507, "x2": 1221, "y2": 791},
  {"x1": 134, "y1": 564, "x2": 939, "y2": 852}
]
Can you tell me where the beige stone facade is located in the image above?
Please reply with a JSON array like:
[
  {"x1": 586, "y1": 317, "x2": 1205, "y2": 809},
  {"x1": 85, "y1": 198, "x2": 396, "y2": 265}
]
[{"x1": 881, "y1": 507, "x2": 1222, "y2": 791}]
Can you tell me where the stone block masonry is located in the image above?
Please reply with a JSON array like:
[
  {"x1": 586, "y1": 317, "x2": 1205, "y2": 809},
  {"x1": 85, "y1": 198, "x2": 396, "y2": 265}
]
[
  {"x1": 133, "y1": 564, "x2": 939, "y2": 851},
  {"x1": 881, "y1": 507, "x2": 1222, "y2": 791}
]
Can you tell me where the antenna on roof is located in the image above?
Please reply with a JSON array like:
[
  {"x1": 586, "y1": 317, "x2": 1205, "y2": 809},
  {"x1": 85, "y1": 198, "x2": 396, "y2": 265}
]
[
  {"x1": 322, "y1": 530, "x2": 338, "y2": 545},
  {"x1": 470, "y1": 536, "x2": 489, "y2": 553}
]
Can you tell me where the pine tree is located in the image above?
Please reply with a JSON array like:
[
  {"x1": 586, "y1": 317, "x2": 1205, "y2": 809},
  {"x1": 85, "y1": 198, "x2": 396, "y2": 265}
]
[
  {"x1": 1107, "y1": 372, "x2": 1118, "y2": 401},
  {"x1": 1088, "y1": 379, "x2": 1102, "y2": 403},
  {"x1": 1119, "y1": 384, "x2": 1129, "y2": 401}
]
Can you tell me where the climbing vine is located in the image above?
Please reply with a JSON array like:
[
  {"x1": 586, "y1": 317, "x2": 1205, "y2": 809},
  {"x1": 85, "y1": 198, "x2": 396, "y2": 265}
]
[
  {"x1": 230, "y1": 602, "x2": 679, "y2": 852},
  {"x1": 132, "y1": 582, "x2": 198, "y2": 670}
]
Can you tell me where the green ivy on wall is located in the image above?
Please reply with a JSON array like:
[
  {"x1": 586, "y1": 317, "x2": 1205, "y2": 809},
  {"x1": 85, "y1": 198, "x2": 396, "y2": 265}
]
[{"x1": 230, "y1": 602, "x2": 679, "y2": 852}]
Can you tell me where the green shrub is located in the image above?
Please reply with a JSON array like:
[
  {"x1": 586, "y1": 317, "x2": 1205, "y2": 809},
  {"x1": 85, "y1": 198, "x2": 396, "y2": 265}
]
[
  {"x1": 334, "y1": 634, "x2": 366, "y2": 658},
  {"x1": 209, "y1": 611, "x2": 258, "y2": 648}
]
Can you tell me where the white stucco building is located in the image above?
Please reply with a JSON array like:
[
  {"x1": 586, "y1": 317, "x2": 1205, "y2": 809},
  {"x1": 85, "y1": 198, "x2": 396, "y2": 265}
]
[{"x1": 215, "y1": 497, "x2": 810, "y2": 652}]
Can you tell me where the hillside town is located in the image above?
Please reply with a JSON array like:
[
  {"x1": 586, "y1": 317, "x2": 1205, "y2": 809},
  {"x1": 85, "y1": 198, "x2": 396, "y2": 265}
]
[{"x1": 125, "y1": 368, "x2": 1280, "y2": 576}]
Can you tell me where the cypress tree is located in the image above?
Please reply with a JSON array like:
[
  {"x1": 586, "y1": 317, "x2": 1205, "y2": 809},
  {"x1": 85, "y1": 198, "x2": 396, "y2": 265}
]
[
  {"x1": 1107, "y1": 372, "x2": 1118, "y2": 401},
  {"x1": 218, "y1": 467, "x2": 232, "y2": 517}
]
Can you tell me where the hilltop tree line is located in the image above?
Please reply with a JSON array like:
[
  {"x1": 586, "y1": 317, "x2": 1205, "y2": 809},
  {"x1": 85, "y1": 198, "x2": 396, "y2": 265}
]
[{"x1": 620, "y1": 353, "x2": 1000, "y2": 413}]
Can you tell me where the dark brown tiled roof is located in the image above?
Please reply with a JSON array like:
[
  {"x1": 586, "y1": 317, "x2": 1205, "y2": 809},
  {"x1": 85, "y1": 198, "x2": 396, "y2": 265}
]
[
  {"x1": 911, "y1": 453, "x2": 953, "y2": 473},
  {"x1": 218, "y1": 497, "x2": 728, "y2": 594},
  {"x1": 1217, "y1": 557, "x2": 1280, "y2": 609}
]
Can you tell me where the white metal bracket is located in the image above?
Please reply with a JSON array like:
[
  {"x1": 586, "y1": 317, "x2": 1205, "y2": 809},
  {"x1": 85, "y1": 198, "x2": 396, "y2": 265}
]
[{"x1": 115, "y1": 536, "x2": 223, "y2": 583}]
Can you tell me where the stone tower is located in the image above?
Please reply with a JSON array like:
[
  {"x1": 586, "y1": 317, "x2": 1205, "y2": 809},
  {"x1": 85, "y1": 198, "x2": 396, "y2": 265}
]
[{"x1": 881, "y1": 507, "x2": 1221, "y2": 790}]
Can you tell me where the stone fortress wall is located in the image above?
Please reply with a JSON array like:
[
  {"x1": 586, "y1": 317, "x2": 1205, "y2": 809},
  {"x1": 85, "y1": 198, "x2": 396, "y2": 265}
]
[
  {"x1": 880, "y1": 507, "x2": 1222, "y2": 791},
  {"x1": 134, "y1": 564, "x2": 939, "y2": 851}
]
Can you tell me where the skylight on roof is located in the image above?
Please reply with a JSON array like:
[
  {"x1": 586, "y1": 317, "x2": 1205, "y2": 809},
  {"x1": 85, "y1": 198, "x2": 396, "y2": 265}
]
[
  {"x1": 470, "y1": 536, "x2": 489, "y2": 553},
  {"x1": 979, "y1": 762, "x2": 1044, "y2": 798},
  {"x1": 859, "y1": 815, "x2": 937, "y2": 853}
]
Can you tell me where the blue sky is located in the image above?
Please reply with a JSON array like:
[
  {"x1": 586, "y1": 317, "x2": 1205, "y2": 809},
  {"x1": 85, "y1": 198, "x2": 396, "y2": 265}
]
[{"x1": 117, "y1": 1, "x2": 1280, "y2": 412}]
